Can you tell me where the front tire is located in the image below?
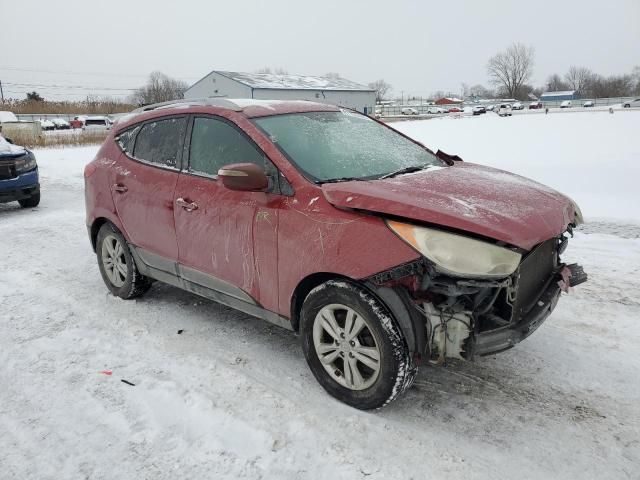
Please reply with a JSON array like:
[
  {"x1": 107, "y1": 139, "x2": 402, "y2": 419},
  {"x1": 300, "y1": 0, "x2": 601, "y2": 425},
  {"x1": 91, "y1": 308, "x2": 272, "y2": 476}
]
[
  {"x1": 300, "y1": 280, "x2": 416, "y2": 409},
  {"x1": 18, "y1": 193, "x2": 40, "y2": 208},
  {"x1": 96, "y1": 223, "x2": 151, "y2": 299}
]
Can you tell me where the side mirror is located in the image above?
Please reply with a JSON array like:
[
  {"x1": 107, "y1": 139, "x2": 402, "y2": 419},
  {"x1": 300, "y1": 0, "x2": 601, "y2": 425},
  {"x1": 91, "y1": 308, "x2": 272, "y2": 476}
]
[{"x1": 218, "y1": 163, "x2": 269, "y2": 191}]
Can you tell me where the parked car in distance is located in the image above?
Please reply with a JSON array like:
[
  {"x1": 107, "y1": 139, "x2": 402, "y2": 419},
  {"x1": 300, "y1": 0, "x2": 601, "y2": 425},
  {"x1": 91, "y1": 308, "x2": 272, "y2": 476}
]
[
  {"x1": 51, "y1": 118, "x2": 71, "y2": 130},
  {"x1": 472, "y1": 106, "x2": 486, "y2": 115},
  {"x1": 400, "y1": 107, "x2": 419, "y2": 115},
  {"x1": 528, "y1": 101, "x2": 543, "y2": 109},
  {"x1": 427, "y1": 106, "x2": 445, "y2": 114},
  {"x1": 70, "y1": 116, "x2": 86, "y2": 129},
  {"x1": 623, "y1": 98, "x2": 640, "y2": 108},
  {"x1": 83, "y1": 116, "x2": 111, "y2": 131},
  {"x1": 485, "y1": 104, "x2": 496, "y2": 112},
  {"x1": 84, "y1": 98, "x2": 587, "y2": 410},
  {"x1": 512, "y1": 102, "x2": 524, "y2": 110},
  {"x1": 0, "y1": 135, "x2": 40, "y2": 208},
  {"x1": 582, "y1": 101, "x2": 594, "y2": 108},
  {"x1": 496, "y1": 104, "x2": 513, "y2": 116},
  {"x1": 560, "y1": 100, "x2": 572, "y2": 108},
  {"x1": 447, "y1": 106, "x2": 462, "y2": 113},
  {"x1": 40, "y1": 119, "x2": 56, "y2": 131}
]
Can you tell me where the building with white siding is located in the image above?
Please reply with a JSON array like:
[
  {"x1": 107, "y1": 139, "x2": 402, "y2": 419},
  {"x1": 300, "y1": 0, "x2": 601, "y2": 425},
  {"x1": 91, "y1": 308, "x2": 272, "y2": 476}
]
[{"x1": 184, "y1": 70, "x2": 376, "y2": 114}]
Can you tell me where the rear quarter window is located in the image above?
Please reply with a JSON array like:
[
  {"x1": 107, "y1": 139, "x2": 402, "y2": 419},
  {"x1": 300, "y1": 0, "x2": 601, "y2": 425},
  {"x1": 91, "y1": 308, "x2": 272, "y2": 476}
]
[
  {"x1": 116, "y1": 125, "x2": 140, "y2": 154},
  {"x1": 133, "y1": 117, "x2": 187, "y2": 168}
]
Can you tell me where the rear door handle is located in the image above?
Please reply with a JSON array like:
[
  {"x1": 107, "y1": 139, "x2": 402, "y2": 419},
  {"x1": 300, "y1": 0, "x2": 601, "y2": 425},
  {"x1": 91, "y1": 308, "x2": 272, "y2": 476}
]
[
  {"x1": 176, "y1": 197, "x2": 198, "y2": 212},
  {"x1": 113, "y1": 184, "x2": 128, "y2": 193}
]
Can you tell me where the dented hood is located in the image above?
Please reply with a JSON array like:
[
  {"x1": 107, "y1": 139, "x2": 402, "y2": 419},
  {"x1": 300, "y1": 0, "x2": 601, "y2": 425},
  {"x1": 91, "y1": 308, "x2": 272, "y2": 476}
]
[{"x1": 321, "y1": 163, "x2": 576, "y2": 251}]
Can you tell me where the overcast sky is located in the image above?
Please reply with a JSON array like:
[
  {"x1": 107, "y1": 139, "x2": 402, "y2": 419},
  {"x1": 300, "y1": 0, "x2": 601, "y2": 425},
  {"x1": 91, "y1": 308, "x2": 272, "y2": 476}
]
[{"x1": 1, "y1": 0, "x2": 638, "y2": 101}]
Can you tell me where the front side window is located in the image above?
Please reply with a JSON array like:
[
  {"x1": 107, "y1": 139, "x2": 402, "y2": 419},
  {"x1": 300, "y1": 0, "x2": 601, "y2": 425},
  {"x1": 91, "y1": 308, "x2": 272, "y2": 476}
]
[
  {"x1": 188, "y1": 117, "x2": 265, "y2": 176},
  {"x1": 254, "y1": 111, "x2": 444, "y2": 183},
  {"x1": 133, "y1": 117, "x2": 187, "y2": 168}
]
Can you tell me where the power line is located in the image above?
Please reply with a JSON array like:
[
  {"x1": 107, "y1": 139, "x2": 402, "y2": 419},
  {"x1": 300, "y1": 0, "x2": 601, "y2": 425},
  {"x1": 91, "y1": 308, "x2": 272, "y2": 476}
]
[
  {"x1": 5, "y1": 82, "x2": 136, "y2": 91},
  {"x1": 0, "y1": 66, "x2": 199, "y2": 82},
  {"x1": 3, "y1": 90, "x2": 131, "y2": 98}
]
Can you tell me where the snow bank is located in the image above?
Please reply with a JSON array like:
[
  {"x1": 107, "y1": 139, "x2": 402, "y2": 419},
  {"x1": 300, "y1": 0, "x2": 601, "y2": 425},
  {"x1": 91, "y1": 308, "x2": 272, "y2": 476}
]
[{"x1": 394, "y1": 111, "x2": 640, "y2": 223}]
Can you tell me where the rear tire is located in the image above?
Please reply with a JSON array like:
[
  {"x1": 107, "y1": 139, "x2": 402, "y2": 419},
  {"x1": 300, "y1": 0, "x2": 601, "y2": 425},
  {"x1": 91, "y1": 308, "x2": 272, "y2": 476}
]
[
  {"x1": 300, "y1": 280, "x2": 416, "y2": 409},
  {"x1": 96, "y1": 223, "x2": 151, "y2": 299},
  {"x1": 18, "y1": 193, "x2": 40, "y2": 208}
]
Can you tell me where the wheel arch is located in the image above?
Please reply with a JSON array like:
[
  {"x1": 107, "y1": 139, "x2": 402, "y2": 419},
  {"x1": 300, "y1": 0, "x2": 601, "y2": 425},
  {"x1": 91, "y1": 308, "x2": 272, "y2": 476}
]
[
  {"x1": 90, "y1": 215, "x2": 126, "y2": 252},
  {"x1": 290, "y1": 272, "x2": 352, "y2": 332},
  {"x1": 290, "y1": 273, "x2": 426, "y2": 361}
]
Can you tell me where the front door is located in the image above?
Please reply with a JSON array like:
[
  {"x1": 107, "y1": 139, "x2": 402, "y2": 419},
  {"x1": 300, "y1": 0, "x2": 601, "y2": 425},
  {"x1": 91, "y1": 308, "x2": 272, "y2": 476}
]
[
  {"x1": 173, "y1": 115, "x2": 281, "y2": 311},
  {"x1": 111, "y1": 116, "x2": 187, "y2": 265}
]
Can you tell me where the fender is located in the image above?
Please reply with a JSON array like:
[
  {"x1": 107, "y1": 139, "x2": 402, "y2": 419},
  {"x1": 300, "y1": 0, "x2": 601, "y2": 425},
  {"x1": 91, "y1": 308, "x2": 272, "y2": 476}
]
[{"x1": 366, "y1": 283, "x2": 427, "y2": 362}]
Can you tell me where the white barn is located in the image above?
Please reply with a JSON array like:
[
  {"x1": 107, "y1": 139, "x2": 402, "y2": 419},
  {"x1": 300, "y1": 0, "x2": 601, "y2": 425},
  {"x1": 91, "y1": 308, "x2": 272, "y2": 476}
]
[{"x1": 184, "y1": 70, "x2": 376, "y2": 114}]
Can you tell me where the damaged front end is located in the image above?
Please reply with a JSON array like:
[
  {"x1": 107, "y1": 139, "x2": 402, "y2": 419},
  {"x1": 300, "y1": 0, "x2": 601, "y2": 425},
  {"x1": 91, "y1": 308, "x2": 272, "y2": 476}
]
[{"x1": 367, "y1": 228, "x2": 587, "y2": 363}]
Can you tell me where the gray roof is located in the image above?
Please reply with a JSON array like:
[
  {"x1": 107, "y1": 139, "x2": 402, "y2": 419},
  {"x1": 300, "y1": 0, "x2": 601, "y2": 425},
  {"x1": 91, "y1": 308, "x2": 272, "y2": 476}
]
[
  {"x1": 212, "y1": 70, "x2": 374, "y2": 92},
  {"x1": 540, "y1": 90, "x2": 576, "y2": 97}
]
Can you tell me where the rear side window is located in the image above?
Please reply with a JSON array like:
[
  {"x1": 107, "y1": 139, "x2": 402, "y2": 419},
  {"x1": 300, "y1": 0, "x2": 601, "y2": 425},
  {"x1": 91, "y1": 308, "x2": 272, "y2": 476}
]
[
  {"x1": 117, "y1": 125, "x2": 140, "y2": 153},
  {"x1": 188, "y1": 117, "x2": 265, "y2": 176},
  {"x1": 133, "y1": 117, "x2": 187, "y2": 168}
]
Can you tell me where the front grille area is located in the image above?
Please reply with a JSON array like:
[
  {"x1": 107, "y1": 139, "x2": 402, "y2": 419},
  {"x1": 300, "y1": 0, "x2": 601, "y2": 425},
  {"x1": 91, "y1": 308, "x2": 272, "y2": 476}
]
[
  {"x1": 0, "y1": 163, "x2": 16, "y2": 180},
  {"x1": 511, "y1": 238, "x2": 558, "y2": 321}
]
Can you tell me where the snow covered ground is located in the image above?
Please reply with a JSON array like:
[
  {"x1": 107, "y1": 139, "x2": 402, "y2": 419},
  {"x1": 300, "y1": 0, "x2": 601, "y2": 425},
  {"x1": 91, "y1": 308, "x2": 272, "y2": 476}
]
[{"x1": 1, "y1": 111, "x2": 639, "y2": 479}]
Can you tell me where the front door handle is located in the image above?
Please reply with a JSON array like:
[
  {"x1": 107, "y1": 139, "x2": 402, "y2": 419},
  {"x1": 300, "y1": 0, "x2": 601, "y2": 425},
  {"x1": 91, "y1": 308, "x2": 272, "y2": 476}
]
[
  {"x1": 112, "y1": 184, "x2": 128, "y2": 193},
  {"x1": 176, "y1": 197, "x2": 198, "y2": 212}
]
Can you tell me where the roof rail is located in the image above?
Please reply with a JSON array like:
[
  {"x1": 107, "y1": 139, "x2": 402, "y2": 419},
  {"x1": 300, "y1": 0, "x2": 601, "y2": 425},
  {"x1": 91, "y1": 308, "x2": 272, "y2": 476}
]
[{"x1": 132, "y1": 97, "x2": 243, "y2": 113}]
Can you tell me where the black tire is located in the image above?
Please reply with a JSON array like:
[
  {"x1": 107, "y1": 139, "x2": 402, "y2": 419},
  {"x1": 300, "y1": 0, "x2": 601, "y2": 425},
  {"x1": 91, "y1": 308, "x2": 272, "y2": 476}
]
[
  {"x1": 18, "y1": 193, "x2": 40, "y2": 208},
  {"x1": 96, "y1": 222, "x2": 151, "y2": 299},
  {"x1": 300, "y1": 280, "x2": 416, "y2": 410}
]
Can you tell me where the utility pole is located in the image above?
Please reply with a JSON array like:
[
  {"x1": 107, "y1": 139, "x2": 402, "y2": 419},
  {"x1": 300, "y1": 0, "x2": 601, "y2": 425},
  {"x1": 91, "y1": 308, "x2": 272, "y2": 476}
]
[{"x1": 0, "y1": 80, "x2": 4, "y2": 103}]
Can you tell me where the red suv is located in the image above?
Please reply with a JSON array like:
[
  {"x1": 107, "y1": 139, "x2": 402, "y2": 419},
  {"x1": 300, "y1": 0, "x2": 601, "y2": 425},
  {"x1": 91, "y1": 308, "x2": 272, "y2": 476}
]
[{"x1": 84, "y1": 99, "x2": 586, "y2": 409}]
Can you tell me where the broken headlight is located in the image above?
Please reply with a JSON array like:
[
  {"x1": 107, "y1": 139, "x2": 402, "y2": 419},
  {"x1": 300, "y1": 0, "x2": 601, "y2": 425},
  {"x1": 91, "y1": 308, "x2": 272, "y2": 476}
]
[
  {"x1": 14, "y1": 151, "x2": 37, "y2": 173},
  {"x1": 387, "y1": 220, "x2": 521, "y2": 278},
  {"x1": 572, "y1": 201, "x2": 584, "y2": 226}
]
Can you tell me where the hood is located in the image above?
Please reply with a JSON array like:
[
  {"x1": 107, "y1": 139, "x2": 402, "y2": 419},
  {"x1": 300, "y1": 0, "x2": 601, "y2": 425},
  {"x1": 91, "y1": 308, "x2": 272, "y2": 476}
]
[
  {"x1": 321, "y1": 163, "x2": 576, "y2": 251},
  {"x1": 0, "y1": 137, "x2": 27, "y2": 158}
]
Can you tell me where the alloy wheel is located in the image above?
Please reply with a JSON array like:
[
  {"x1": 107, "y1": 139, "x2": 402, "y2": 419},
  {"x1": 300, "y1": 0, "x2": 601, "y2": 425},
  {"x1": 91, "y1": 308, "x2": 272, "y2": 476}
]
[
  {"x1": 312, "y1": 304, "x2": 381, "y2": 391},
  {"x1": 101, "y1": 234, "x2": 128, "y2": 287}
]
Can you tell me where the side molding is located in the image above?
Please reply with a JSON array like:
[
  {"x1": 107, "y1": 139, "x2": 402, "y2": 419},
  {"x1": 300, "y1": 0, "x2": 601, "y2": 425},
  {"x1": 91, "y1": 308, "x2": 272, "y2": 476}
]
[{"x1": 129, "y1": 246, "x2": 293, "y2": 331}]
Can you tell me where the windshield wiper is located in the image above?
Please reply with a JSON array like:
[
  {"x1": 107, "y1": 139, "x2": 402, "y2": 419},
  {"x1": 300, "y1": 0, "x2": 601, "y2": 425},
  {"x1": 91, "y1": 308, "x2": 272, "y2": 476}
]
[
  {"x1": 378, "y1": 165, "x2": 426, "y2": 179},
  {"x1": 317, "y1": 177, "x2": 361, "y2": 184}
]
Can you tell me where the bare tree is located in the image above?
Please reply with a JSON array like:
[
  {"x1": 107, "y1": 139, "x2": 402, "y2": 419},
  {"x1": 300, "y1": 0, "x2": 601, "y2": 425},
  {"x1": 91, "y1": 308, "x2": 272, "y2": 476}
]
[
  {"x1": 367, "y1": 79, "x2": 392, "y2": 102},
  {"x1": 632, "y1": 66, "x2": 640, "y2": 95},
  {"x1": 565, "y1": 66, "x2": 592, "y2": 95},
  {"x1": 468, "y1": 84, "x2": 493, "y2": 99},
  {"x1": 486, "y1": 43, "x2": 535, "y2": 98},
  {"x1": 545, "y1": 74, "x2": 570, "y2": 92},
  {"x1": 131, "y1": 71, "x2": 188, "y2": 105}
]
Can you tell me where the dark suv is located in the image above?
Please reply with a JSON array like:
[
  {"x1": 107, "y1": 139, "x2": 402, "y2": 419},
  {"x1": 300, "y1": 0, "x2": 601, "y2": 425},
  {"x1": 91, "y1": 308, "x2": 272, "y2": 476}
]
[
  {"x1": 0, "y1": 135, "x2": 40, "y2": 208},
  {"x1": 84, "y1": 98, "x2": 586, "y2": 409}
]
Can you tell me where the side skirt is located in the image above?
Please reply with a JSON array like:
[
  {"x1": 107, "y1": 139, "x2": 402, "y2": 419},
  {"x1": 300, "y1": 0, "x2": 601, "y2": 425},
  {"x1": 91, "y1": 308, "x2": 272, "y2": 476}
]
[{"x1": 129, "y1": 246, "x2": 293, "y2": 331}]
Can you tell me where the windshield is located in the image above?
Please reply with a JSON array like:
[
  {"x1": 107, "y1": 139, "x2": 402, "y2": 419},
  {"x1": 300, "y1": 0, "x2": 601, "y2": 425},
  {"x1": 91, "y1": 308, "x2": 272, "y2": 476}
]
[{"x1": 254, "y1": 111, "x2": 444, "y2": 182}]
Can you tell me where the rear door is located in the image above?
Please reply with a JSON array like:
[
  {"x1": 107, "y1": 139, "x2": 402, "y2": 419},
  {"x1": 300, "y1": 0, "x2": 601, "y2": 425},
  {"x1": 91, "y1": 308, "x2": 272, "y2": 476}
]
[
  {"x1": 111, "y1": 116, "x2": 187, "y2": 267},
  {"x1": 173, "y1": 115, "x2": 282, "y2": 311}
]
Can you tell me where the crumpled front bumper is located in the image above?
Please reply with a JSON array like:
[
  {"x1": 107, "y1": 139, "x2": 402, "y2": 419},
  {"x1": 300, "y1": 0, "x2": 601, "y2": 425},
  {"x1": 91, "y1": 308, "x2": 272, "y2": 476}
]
[{"x1": 473, "y1": 263, "x2": 587, "y2": 356}]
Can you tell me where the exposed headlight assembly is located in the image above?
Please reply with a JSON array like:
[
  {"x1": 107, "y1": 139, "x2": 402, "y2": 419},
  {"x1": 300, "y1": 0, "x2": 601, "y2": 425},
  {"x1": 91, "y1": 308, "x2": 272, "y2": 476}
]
[
  {"x1": 572, "y1": 201, "x2": 584, "y2": 226},
  {"x1": 14, "y1": 151, "x2": 37, "y2": 173},
  {"x1": 387, "y1": 220, "x2": 522, "y2": 278}
]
